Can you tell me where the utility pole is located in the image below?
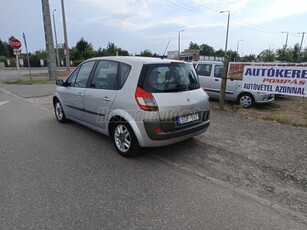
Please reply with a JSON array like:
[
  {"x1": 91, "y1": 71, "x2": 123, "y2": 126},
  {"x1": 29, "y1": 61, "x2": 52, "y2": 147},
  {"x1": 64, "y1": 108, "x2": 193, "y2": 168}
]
[
  {"x1": 219, "y1": 56, "x2": 229, "y2": 110},
  {"x1": 297, "y1": 32, "x2": 306, "y2": 63},
  {"x1": 178, "y1": 30, "x2": 184, "y2": 60},
  {"x1": 281, "y1": 31, "x2": 289, "y2": 49},
  {"x1": 236, "y1": 40, "x2": 243, "y2": 62},
  {"x1": 61, "y1": 0, "x2": 70, "y2": 71},
  {"x1": 220, "y1": 11, "x2": 230, "y2": 55},
  {"x1": 219, "y1": 10, "x2": 230, "y2": 110},
  {"x1": 22, "y1": 32, "x2": 32, "y2": 80},
  {"x1": 41, "y1": 0, "x2": 57, "y2": 80},
  {"x1": 52, "y1": 9, "x2": 60, "y2": 67}
]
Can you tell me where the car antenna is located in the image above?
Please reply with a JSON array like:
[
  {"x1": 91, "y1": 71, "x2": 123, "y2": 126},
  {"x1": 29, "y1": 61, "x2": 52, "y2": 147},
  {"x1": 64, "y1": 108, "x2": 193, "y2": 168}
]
[{"x1": 162, "y1": 40, "x2": 170, "y2": 59}]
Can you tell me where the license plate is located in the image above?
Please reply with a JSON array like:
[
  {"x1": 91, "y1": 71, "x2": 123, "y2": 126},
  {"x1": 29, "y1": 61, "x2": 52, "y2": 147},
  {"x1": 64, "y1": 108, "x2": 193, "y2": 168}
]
[{"x1": 177, "y1": 113, "x2": 199, "y2": 125}]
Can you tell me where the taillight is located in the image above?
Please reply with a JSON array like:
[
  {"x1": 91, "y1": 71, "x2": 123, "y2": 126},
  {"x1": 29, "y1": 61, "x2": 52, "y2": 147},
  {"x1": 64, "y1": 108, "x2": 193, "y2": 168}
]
[{"x1": 135, "y1": 87, "x2": 158, "y2": 111}]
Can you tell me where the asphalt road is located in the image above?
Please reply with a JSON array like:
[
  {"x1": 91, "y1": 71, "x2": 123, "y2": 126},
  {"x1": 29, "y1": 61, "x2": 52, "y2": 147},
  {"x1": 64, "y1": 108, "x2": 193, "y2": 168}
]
[
  {"x1": 0, "y1": 87, "x2": 306, "y2": 229},
  {"x1": 0, "y1": 68, "x2": 48, "y2": 82}
]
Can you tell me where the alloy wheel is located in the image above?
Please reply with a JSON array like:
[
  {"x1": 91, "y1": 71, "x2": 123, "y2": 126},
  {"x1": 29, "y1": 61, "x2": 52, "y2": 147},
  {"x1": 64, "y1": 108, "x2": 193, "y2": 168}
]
[{"x1": 114, "y1": 124, "x2": 131, "y2": 153}]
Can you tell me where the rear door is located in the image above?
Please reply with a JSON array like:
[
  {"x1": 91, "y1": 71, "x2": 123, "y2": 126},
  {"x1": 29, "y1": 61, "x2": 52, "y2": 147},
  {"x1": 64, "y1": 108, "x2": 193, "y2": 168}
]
[
  {"x1": 226, "y1": 79, "x2": 240, "y2": 101},
  {"x1": 210, "y1": 64, "x2": 237, "y2": 100},
  {"x1": 214, "y1": 65, "x2": 238, "y2": 101},
  {"x1": 153, "y1": 90, "x2": 207, "y2": 122},
  {"x1": 83, "y1": 60, "x2": 131, "y2": 130},
  {"x1": 196, "y1": 63, "x2": 213, "y2": 93},
  {"x1": 210, "y1": 64, "x2": 223, "y2": 99}
]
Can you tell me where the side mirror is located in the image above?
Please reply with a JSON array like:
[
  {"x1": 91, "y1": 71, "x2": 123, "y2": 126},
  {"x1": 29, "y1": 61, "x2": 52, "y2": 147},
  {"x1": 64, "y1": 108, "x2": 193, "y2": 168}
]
[{"x1": 56, "y1": 79, "x2": 64, "y2": 86}]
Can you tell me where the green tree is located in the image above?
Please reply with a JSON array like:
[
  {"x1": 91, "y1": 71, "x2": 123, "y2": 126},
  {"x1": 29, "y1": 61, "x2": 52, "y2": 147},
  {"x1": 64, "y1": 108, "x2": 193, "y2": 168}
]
[
  {"x1": 34, "y1": 50, "x2": 47, "y2": 59},
  {"x1": 70, "y1": 47, "x2": 78, "y2": 61},
  {"x1": 187, "y1": 42, "x2": 215, "y2": 56},
  {"x1": 214, "y1": 49, "x2": 225, "y2": 57},
  {"x1": 241, "y1": 54, "x2": 256, "y2": 62},
  {"x1": 103, "y1": 42, "x2": 117, "y2": 56},
  {"x1": 257, "y1": 49, "x2": 276, "y2": 62},
  {"x1": 188, "y1": 42, "x2": 200, "y2": 50},
  {"x1": 276, "y1": 47, "x2": 294, "y2": 63},
  {"x1": 72, "y1": 37, "x2": 95, "y2": 60},
  {"x1": 101, "y1": 42, "x2": 130, "y2": 56},
  {"x1": 301, "y1": 47, "x2": 307, "y2": 62},
  {"x1": 0, "y1": 39, "x2": 13, "y2": 57},
  {"x1": 293, "y1": 43, "x2": 300, "y2": 62},
  {"x1": 95, "y1": 47, "x2": 104, "y2": 57},
  {"x1": 140, "y1": 49, "x2": 153, "y2": 57},
  {"x1": 226, "y1": 50, "x2": 239, "y2": 62},
  {"x1": 199, "y1": 44, "x2": 214, "y2": 56}
]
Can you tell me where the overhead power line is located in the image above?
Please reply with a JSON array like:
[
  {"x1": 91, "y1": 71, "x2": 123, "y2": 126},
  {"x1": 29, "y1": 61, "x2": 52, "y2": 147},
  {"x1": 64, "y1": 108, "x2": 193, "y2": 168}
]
[
  {"x1": 171, "y1": 0, "x2": 283, "y2": 35},
  {"x1": 171, "y1": 0, "x2": 225, "y2": 23}
]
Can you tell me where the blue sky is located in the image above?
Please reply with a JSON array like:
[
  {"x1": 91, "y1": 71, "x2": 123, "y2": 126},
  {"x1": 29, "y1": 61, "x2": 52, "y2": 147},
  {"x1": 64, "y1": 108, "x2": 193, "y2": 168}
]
[{"x1": 1, "y1": 0, "x2": 307, "y2": 56}]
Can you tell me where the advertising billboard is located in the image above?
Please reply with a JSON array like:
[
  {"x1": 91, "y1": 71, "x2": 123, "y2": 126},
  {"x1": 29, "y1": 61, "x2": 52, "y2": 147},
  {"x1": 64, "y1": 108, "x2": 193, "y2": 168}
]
[{"x1": 242, "y1": 65, "x2": 307, "y2": 97}]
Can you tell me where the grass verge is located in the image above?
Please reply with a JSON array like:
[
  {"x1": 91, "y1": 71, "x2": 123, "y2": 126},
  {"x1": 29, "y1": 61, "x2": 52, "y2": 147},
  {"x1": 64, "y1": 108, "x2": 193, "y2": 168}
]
[
  {"x1": 3, "y1": 79, "x2": 55, "y2": 85},
  {"x1": 210, "y1": 96, "x2": 307, "y2": 127}
]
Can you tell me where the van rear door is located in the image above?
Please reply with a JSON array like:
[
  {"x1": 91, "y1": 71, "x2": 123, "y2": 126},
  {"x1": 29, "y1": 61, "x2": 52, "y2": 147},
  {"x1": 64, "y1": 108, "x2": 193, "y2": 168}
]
[{"x1": 196, "y1": 63, "x2": 213, "y2": 93}]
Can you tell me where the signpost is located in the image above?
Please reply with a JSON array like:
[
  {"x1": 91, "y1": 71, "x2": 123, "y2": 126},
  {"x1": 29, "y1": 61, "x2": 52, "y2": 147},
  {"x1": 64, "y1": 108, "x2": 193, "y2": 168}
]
[
  {"x1": 22, "y1": 33, "x2": 32, "y2": 80},
  {"x1": 9, "y1": 37, "x2": 22, "y2": 49},
  {"x1": 9, "y1": 37, "x2": 22, "y2": 80}
]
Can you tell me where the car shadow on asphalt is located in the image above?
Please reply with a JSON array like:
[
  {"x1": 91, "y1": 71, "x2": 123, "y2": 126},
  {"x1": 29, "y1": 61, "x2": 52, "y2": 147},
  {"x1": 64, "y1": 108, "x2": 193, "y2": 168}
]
[
  {"x1": 144, "y1": 138, "x2": 200, "y2": 158},
  {"x1": 57, "y1": 118, "x2": 201, "y2": 161}
]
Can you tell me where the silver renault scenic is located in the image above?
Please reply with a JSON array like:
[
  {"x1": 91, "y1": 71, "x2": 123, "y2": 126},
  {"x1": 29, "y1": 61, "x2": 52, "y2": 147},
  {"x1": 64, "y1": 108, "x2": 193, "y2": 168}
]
[{"x1": 54, "y1": 56, "x2": 210, "y2": 157}]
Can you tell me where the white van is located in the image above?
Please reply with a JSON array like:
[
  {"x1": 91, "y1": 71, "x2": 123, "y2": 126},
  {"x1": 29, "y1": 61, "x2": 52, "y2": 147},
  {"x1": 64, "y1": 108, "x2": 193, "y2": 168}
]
[{"x1": 195, "y1": 61, "x2": 274, "y2": 108}]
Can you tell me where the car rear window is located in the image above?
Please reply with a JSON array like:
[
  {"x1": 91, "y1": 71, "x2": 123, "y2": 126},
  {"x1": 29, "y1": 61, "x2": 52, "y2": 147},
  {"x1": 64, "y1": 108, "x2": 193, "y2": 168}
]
[{"x1": 140, "y1": 63, "x2": 200, "y2": 93}]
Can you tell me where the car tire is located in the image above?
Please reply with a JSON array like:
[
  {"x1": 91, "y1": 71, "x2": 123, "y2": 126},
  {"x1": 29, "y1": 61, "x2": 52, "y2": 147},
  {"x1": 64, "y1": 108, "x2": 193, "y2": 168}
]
[
  {"x1": 237, "y1": 93, "x2": 255, "y2": 108},
  {"x1": 111, "y1": 121, "x2": 141, "y2": 157},
  {"x1": 54, "y1": 99, "x2": 68, "y2": 123}
]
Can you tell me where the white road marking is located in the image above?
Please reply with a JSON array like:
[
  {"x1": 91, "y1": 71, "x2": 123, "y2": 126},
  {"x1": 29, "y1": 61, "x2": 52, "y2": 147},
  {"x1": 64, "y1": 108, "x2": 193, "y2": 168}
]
[{"x1": 0, "y1": 101, "x2": 10, "y2": 106}]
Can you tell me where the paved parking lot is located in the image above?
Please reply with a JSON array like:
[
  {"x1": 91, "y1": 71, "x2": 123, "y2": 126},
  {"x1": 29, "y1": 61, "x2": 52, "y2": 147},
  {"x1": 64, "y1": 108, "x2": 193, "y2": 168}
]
[
  {"x1": 1, "y1": 83, "x2": 307, "y2": 228},
  {"x1": 0, "y1": 84, "x2": 56, "y2": 98}
]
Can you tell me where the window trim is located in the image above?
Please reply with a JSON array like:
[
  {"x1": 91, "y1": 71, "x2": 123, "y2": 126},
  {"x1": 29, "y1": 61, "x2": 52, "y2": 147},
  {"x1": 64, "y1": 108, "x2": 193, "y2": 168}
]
[
  {"x1": 213, "y1": 65, "x2": 223, "y2": 79},
  {"x1": 88, "y1": 60, "x2": 119, "y2": 90},
  {"x1": 88, "y1": 60, "x2": 132, "y2": 91},
  {"x1": 118, "y1": 62, "x2": 132, "y2": 90},
  {"x1": 64, "y1": 60, "x2": 97, "y2": 88},
  {"x1": 64, "y1": 66, "x2": 80, "y2": 87}
]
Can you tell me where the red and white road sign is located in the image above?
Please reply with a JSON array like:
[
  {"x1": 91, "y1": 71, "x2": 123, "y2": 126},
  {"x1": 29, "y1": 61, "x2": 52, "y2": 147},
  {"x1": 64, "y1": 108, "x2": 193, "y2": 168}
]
[{"x1": 9, "y1": 38, "x2": 22, "y2": 49}]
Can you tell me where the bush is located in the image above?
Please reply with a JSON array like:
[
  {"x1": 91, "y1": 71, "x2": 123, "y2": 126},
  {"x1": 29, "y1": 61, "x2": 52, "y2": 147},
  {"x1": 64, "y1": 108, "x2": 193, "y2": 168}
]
[
  {"x1": 73, "y1": 60, "x2": 83, "y2": 67},
  {"x1": 0, "y1": 56, "x2": 15, "y2": 67}
]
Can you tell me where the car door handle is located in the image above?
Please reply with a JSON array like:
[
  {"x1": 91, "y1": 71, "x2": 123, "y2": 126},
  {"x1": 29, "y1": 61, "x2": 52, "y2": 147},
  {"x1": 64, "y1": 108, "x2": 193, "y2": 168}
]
[
  {"x1": 78, "y1": 92, "x2": 83, "y2": 97},
  {"x1": 214, "y1": 79, "x2": 219, "y2": 81},
  {"x1": 102, "y1": 97, "x2": 111, "y2": 102}
]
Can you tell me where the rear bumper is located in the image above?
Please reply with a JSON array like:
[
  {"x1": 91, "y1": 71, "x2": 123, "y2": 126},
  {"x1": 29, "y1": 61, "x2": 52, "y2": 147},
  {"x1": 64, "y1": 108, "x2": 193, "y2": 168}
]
[
  {"x1": 144, "y1": 120, "x2": 210, "y2": 141},
  {"x1": 143, "y1": 110, "x2": 210, "y2": 141}
]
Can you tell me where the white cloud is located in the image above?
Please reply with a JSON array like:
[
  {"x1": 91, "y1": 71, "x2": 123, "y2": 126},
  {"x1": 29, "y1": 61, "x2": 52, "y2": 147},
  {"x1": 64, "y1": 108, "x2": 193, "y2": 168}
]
[
  {"x1": 70, "y1": 0, "x2": 307, "y2": 36},
  {"x1": 189, "y1": 0, "x2": 252, "y2": 13},
  {"x1": 15, "y1": 0, "x2": 306, "y2": 54},
  {"x1": 257, "y1": 0, "x2": 307, "y2": 21},
  {"x1": 76, "y1": 0, "x2": 153, "y2": 17},
  {"x1": 231, "y1": 0, "x2": 307, "y2": 26}
]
